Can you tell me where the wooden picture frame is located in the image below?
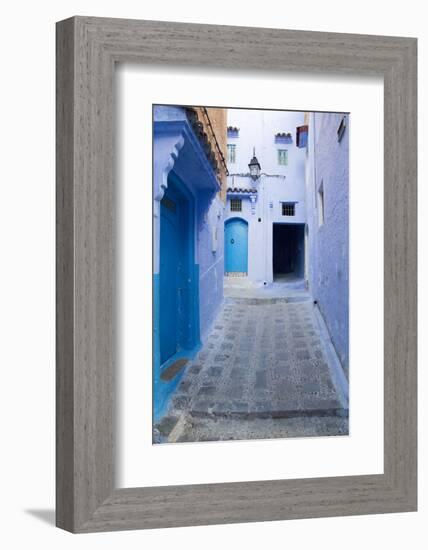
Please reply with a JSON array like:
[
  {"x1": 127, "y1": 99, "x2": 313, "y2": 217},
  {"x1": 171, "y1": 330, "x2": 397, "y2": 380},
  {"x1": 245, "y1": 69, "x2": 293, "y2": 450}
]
[{"x1": 56, "y1": 16, "x2": 417, "y2": 533}]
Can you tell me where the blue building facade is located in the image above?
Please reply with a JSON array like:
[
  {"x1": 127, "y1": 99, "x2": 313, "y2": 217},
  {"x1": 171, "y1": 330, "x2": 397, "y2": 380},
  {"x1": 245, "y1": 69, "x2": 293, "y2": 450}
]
[
  {"x1": 153, "y1": 106, "x2": 226, "y2": 419},
  {"x1": 305, "y1": 112, "x2": 349, "y2": 376}
]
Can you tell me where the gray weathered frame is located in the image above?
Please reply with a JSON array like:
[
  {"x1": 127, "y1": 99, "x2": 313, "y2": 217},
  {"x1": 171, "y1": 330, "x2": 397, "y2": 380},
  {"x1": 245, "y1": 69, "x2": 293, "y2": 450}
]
[{"x1": 56, "y1": 16, "x2": 417, "y2": 533}]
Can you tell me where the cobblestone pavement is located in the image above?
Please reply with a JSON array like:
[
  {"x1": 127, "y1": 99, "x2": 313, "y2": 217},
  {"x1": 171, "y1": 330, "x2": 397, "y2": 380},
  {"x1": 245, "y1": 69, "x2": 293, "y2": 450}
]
[{"x1": 155, "y1": 280, "x2": 349, "y2": 443}]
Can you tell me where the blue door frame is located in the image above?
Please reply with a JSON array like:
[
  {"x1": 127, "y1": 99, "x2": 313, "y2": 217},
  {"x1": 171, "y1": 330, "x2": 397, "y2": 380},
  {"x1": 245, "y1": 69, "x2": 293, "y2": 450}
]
[{"x1": 225, "y1": 218, "x2": 248, "y2": 274}]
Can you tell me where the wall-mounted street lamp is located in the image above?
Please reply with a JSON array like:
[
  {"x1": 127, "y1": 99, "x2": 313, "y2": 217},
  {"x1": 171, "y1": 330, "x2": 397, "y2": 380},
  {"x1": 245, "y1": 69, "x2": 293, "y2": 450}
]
[{"x1": 248, "y1": 148, "x2": 261, "y2": 180}]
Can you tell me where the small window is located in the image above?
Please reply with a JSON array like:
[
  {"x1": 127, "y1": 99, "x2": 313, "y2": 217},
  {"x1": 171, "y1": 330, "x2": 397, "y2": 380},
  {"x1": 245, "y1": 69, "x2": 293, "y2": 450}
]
[
  {"x1": 296, "y1": 125, "x2": 308, "y2": 148},
  {"x1": 278, "y1": 149, "x2": 288, "y2": 166},
  {"x1": 318, "y1": 182, "x2": 325, "y2": 226},
  {"x1": 230, "y1": 198, "x2": 242, "y2": 212},
  {"x1": 282, "y1": 202, "x2": 295, "y2": 216},
  {"x1": 227, "y1": 144, "x2": 236, "y2": 163}
]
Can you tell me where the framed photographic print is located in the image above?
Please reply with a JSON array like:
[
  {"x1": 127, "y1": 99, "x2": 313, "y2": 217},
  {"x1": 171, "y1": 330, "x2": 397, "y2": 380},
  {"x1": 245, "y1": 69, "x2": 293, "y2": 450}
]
[{"x1": 56, "y1": 16, "x2": 417, "y2": 532}]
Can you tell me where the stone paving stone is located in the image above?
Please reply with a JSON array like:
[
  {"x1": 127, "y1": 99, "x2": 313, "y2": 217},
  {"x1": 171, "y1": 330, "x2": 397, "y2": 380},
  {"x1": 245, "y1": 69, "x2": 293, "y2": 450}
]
[
  {"x1": 275, "y1": 351, "x2": 289, "y2": 361},
  {"x1": 255, "y1": 358, "x2": 270, "y2": 370},
  {"x1": 172, "y1": 395, "x2": 190, "y2": 410},
  {"x1": 273, "y1": 379, "x2": 297, "y2": 396},
  {"x1": 255, "y1": 370, "x2": 267, "y2": 389},
  {"x1": 178, "y1": 379, "x2": 192, "y2": 393},
  {"x1": 230, "y1": 367, "x2": 246, "y2": 380},
  {"x1": 188, "y1": 364, "x2": 202, "y2": 375},
  {"x1": 235, "y1": 357, "x2": 251, "y2": 368},
  {"x1": 295, "y1": 340, "x2": 307, "y2": 349},
  {"x1": 192, "y1": 400, "x2": 215, "y2": 414},
  {"x1": 207, "y1": 366, "x2": 223, "y2": 377},
  {"x1": 302, "y1": 382, "x2": 319, "y2": 394},
  {"x1": 214, "y1": 354, "x2": 230, "y2": 362},
  {"x1": 156, "y1": 415, "x2": 179, "y2": 436},
  {"x1": 270, "y1": 365, "x2": 294, "y2": 380},
  {"x1": 221, "y1": 344, "x2": 234, "y2": 353},
  {"x1": 226, "y1": 385, "x2": 245, "y2": 400},
  {"x1": 198, "y1": 385, "x2": 216, "y2": 396}
]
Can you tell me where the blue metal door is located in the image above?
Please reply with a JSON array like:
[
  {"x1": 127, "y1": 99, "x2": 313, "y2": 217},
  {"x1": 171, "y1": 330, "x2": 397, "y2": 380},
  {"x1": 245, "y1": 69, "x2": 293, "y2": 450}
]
[
  {"x1": 159, "y1": 190, "x2": 181, "y2": 363},
  {"x1": 225, "y1": 218, "x2": 248, "y2": 273}
]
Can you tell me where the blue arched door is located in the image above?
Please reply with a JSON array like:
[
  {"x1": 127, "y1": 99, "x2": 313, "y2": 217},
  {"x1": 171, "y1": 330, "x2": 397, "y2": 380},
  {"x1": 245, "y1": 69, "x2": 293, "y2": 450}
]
[{"x1": 225, "y1": 218, "x2": 248, "y2": 274}]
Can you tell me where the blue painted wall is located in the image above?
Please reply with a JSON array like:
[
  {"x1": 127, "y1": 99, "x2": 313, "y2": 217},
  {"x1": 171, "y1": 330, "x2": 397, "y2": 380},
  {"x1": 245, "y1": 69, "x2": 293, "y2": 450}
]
[
  {"x1": 305, "y1": 112, "x2": 349, "y2": 376},
  {"x1": 153, "y1": 106, "x2": 224, "y2": 420},
  {"x1": 196, "y1": 194, "x2": 225, "y2": 342}
]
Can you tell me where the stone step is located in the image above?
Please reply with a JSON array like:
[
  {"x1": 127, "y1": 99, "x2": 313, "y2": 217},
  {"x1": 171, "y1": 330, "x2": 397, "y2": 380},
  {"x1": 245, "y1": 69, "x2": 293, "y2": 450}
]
[
  {"x1": 227, "y1": 295, "x2": 312, "y2": 305},
  {"x1": 188, "y1": 402, "x2": 349, "y2": 420}
]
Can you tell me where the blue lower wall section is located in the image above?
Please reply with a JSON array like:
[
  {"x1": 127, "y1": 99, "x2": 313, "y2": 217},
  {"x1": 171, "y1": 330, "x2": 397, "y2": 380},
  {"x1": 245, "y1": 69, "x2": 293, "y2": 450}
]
[
  {"x1": 153, "y1": 267, "x2": 201, "y2": 422},
  {"x1": 153, "y1": 347, "x2": 201, "y2": 421}
]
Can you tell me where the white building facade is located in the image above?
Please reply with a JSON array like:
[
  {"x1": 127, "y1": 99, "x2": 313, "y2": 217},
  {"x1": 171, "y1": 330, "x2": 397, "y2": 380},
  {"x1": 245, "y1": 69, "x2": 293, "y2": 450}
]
[{"x1": 224, "y1": 109, "x2": 307, "y2": 284}]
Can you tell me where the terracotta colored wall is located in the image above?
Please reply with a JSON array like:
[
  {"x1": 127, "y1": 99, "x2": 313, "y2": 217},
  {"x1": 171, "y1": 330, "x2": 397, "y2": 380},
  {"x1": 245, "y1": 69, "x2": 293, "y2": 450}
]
[{"x1": 193, "y1": 107, "x2": 228, "y2": 202}]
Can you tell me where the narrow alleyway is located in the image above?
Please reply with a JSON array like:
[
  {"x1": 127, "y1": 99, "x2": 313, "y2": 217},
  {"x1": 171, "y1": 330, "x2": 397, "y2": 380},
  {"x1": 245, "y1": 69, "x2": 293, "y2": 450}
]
[{"x1": 154, "y1": 278, "x2": 349, "y2": 443}]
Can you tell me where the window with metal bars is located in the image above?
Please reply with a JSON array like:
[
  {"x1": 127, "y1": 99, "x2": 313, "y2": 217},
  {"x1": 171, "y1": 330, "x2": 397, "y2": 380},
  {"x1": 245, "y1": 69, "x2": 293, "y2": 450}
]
[
  {"x1": 282, "y1": 202, "x2": 295, "y2": 216},
  {"x1": 227, "y1": 144, "x2": 236, "y2": 163},
  {"x1": 277, "y1": 149, "x2": 288, "y2": 165},
  {"x1": 230, "y1": 199, "x2": 242, "y2": 212}
]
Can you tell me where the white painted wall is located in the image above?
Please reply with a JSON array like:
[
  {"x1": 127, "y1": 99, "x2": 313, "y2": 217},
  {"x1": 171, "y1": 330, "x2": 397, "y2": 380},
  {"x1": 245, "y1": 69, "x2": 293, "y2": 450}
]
[
  {"x1": 1, "y1": 1, "x2": 426, "y2": 550},
  {"x1": 225, "y1": 109, "x2": 307, "y2": 282}
]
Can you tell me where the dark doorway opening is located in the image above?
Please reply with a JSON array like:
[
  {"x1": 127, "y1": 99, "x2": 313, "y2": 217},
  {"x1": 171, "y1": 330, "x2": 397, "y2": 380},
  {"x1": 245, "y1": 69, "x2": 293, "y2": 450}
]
[{"x1": 273, "y1": 223, "x2": 305, "y2": 280}]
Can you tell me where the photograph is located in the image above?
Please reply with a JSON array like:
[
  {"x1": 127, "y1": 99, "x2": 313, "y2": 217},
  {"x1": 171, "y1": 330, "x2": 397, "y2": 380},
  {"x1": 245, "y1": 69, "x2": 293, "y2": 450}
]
[{"x1": 152, "y1": 105, "x2": 349, "y2": 444}]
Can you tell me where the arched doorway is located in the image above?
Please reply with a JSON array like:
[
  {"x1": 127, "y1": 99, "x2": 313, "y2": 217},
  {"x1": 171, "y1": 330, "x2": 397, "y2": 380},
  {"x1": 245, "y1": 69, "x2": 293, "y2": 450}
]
[{"x1": 224, "y1": 218, "x2": 248, "y2": 275}]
